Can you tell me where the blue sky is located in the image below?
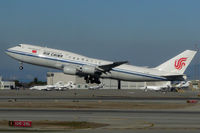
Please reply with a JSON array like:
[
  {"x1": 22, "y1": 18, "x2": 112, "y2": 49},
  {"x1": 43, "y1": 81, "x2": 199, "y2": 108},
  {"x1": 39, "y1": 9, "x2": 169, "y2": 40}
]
[{"x1": 0, "y1": 0, "x2": 200, "y2": 81}]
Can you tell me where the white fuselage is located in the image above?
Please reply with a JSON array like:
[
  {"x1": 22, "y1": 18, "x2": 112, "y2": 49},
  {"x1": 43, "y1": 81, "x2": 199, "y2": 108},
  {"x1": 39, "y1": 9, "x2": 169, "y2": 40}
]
[{"x1": 6, "y1": 44, "x2": 180, "y2": 82}]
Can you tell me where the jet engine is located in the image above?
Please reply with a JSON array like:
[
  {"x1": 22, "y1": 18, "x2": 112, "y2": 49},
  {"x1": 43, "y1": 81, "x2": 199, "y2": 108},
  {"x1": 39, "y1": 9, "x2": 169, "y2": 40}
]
[
  {"x1": 63, "y1": 66, "x2": 77, "y2": 75},
  {"x1": 79, "y1": 65, "x2": 97, "y2": 75}
]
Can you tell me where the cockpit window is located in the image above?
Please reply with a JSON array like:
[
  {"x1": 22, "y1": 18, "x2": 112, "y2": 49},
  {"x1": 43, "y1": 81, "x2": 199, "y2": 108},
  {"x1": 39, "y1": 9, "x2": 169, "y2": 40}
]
[{"x1": 18, "y1": 44, "x2": 22, "y2": 47}]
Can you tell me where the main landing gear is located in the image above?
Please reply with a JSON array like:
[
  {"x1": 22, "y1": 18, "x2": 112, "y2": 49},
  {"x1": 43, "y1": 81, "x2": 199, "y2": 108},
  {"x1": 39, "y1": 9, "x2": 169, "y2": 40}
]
[
  {"x1": 19, "y1": 62, "x2": 23, "y2": 70},
  {"x1": 84, "y1": 75, "x2": 101, "y2": 84}
]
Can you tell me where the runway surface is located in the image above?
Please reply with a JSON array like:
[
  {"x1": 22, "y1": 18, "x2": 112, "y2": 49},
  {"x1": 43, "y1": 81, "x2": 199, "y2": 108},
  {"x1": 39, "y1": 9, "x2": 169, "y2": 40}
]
[
  {"x1": 0, "y1": 89, "x2": 199, "y2": 132},
  {"x1": 0, "y1": 89, "x2": 199, "y2": 101},
  {"x1": 1, "y1": 97, "x2": 200, "y2": 102},
  {"x1": 0, "y1": 108, "x2": 200, "y2": 133},
  {"x1": 1, "y1": 108, "x2": 200, "y2": 114}
]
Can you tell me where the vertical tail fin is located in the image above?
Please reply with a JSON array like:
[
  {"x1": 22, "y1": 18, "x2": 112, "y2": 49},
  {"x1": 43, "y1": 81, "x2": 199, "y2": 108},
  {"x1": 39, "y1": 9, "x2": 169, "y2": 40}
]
[{"x1": 155, "y1": 50, "x2": 197, "y2": 74}]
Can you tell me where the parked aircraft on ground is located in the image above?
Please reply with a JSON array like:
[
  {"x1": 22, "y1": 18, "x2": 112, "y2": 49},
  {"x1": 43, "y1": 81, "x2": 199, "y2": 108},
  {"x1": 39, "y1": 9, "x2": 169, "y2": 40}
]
[
  {"x1": 175, "y1": 81, "x2": 191, "y2": 89},
  {"x1": 6, "y1": 44, "x2": 196, "y2": 89},
  {"x1": 144, "y1": 80, "x2": 191, "y2": 92},
  {"x1": 144, "y1": 82, "x2": 171, "y2": 92},
  {"x1": 30, "y1": 81, "x2": 75, "y2": 91},
  {"x1": 30, "y1": 85, "x2": 53, "y2": 91},
  {"x1": 89, "y1": 83, "x2": 104, "y2": 90},
  {"x1": 61, "y1": 81, "x2": 76, "y2": 90}
]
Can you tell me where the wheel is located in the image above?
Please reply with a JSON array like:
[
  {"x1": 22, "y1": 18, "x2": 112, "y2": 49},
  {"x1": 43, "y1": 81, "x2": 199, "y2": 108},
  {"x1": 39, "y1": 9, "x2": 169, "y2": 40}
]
[
  {"x1": 19, "y1": 66, "x2": 23, "y2": 70},
  {"x1": 86, "y1": 79, "x2": 89, "y2": 84},
  {"x1": 94, "y1": 79, "x2": 101, "y2": 84},
  {"x1": 90, "y1": 80, "x2": 94, "y2": 84}
]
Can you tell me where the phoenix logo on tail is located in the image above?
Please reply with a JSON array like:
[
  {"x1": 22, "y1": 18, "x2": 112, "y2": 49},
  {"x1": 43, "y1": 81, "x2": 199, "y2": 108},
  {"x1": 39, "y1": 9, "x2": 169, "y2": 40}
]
[{"x1": 174, "y1": 57, "x2": 187, "y2": 70}]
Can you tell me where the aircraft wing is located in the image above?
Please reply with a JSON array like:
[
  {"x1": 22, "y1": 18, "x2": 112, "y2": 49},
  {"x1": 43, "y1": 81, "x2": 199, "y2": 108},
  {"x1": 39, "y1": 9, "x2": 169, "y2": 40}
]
[{"x1": 98, "y1": 61, "x2": 128, "y2": 72}]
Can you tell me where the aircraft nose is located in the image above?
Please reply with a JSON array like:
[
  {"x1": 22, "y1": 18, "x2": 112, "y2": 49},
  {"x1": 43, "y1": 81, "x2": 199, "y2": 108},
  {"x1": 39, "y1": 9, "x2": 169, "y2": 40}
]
[
  {"x1": 5, "y1": 49, "x2": 11, "y2": 57},
  {"x1": 5, "y1": 48, "x2": 11, "y2": 55},
  {"x1": 5, "y1": 47, "x2": 15, "y2": 56}
]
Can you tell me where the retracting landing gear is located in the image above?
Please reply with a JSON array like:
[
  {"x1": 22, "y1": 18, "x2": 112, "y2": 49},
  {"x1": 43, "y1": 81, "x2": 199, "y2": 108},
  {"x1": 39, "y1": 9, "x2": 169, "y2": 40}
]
[
  {"x1": 19, "y1": 62, "x2": 23, "y2": 70},
  {"x1": 84, "y1": 75, "x2": 101, "y2": 84},
  {"x1": 84, "y1": 76, "x2": 90, "y2": 84}
]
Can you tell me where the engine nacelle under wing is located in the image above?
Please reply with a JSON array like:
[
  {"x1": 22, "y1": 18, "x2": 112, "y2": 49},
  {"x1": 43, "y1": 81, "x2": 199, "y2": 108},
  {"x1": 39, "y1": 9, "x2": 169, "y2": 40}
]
[
  {"x1": 80, "y1": 65, "x2": 96, "y2": 75},
  {"x1": 63, "y1": 66, "x2": 77, "y2": 75}
]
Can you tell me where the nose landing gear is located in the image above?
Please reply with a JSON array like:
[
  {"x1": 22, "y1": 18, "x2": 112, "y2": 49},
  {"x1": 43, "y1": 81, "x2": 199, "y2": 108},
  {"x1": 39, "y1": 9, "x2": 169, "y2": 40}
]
[{"x1": 19, "y1": 62, "x2": 23, "y2": 70}]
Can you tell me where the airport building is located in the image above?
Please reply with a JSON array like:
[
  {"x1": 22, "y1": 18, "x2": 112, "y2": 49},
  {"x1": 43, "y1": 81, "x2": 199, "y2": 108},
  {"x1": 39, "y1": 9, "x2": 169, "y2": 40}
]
[
  {"x1": 47, "y1": 72, "x2": 170, "y2": 89},
  {"x1": 0, "y1": 77, "x2": 15, "y2": 90}
]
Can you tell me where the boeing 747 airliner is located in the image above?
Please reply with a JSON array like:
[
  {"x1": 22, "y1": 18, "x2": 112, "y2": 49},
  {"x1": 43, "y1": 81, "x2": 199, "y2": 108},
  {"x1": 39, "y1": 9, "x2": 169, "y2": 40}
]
[{"x1": 5, "y1": 44, "x2": 196, "y2": 88}]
